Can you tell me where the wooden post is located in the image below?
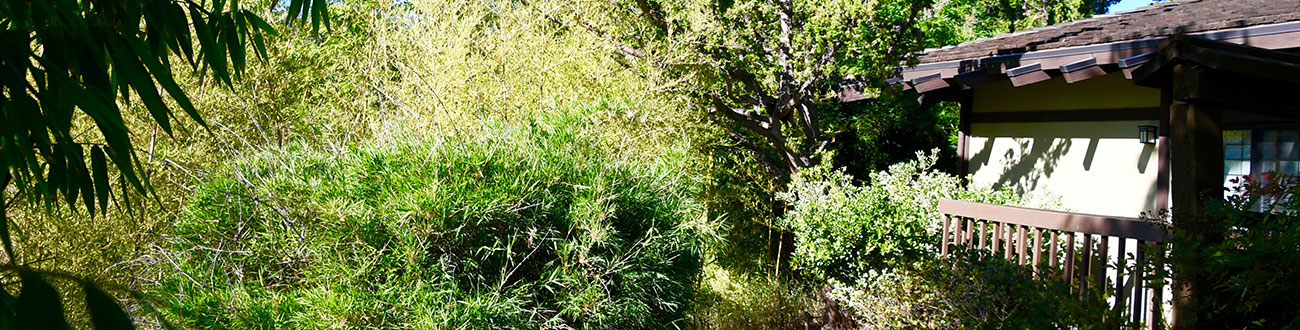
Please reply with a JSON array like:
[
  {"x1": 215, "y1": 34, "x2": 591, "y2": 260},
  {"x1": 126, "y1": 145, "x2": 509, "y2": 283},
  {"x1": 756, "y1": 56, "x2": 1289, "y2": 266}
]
[
  {"x1": 958, "y1": 91, "x2": 972, "y2": 181},
  {"x1": 1168, "y1": 63, "x2": 1226, "y2": 328}
]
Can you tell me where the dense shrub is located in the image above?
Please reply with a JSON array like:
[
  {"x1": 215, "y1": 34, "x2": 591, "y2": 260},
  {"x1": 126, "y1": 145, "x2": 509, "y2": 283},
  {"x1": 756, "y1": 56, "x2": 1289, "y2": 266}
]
[
  {"x1": 828, "y1": 250, "x2": 1122, "y2": 329},
  {"x1": 776, "y1": 149, "x2": 1021, "y2": 281},
  {"x1": 152, "y1": 107, "x2": 705, "y2": 329},
  {"x1": 1164, "y1": 174, "x2": 1300, "y2": 328}
]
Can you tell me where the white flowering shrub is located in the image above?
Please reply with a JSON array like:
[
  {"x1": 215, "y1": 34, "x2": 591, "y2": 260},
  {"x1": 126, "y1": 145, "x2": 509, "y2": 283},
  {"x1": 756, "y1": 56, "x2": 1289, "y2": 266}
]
[{"x1": 777, "y1": 149, "x2": 1021, "y2": 280}]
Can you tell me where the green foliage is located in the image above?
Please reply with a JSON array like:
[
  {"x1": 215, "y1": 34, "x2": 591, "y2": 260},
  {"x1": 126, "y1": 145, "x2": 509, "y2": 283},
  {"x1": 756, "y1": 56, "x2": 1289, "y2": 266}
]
[
  {"x1": 153, "y1": 106, "x2": 706, "y2": 329},
  {"x1": 584, "y1": 0, "x2": 940, "y2": 178},
  {"x1": 777, "y1": 149, "x2": 1019, "y2": 280},
  {"x1": 1162, "y1": 174, "x2": 1300, "y2": 328}
]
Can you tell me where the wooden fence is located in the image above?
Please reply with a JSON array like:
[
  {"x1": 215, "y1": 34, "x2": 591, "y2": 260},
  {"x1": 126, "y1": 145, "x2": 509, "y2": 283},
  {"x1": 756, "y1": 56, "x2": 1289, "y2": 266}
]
[{"x1": 938, "y1": 199, "x2": 1169, "y2": 329}]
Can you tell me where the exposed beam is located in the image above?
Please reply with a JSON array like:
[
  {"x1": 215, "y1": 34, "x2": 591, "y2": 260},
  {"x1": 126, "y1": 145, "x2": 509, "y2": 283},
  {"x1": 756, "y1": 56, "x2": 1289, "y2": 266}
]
[
  {"x1": 1060, "y1": 58, "x2": 1108, "y2": 83},
  {"x1": 1008, "y1": 63, "x2": 1052, "y2": 87},
  {"x1": 911, "y1": 72, "x2": 952, "y2": 93},
  {"x1": 954, "y1": 69, "x2": 1001, "y2": 89},
  {"x1": 1119, "y1": 53, "x2": 1153, "y2": 80}
]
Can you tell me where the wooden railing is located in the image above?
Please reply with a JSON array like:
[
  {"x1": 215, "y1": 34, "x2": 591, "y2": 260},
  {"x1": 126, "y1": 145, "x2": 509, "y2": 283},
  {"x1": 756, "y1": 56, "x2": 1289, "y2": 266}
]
[{"x1": 938, "y1": 199, "x2": 1169, "y2": 329}]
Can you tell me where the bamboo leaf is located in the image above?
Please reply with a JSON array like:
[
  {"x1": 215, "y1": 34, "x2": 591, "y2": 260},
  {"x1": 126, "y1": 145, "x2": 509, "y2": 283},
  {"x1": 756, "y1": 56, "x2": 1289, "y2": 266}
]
[
  {"x1": 286, "y1": 0, "x2": 306, "y2": 23},
  {"x1": 0, "y1": 288, "x2": 16, "y2": 330},
  {"x1": 206, "y1": 14, "x2": 232, "y2": 87},
  {"x1": 74, "y1": 144, "x2": 96, "y2": 216},
  {"x1": 226, "y1": 15, "x2": 246, "y2": 75},
  {"x1": 251, "y1": 30, "x2": 269, "y2": 61},
  {"x1": 108, "y1": 35, "x2": 173, "y2": 135},
  {"x1": 123, "y1": 34, "x2": 206, "y2": 127},
  {"x1": 190, "y1": 4, "x2": 216, "y2": 70},
  {"x1": 245, "y1": 11, "x2": 278, "y2": 36},
  {"x1": 84, "y1": 282, "x2": 135, "y2": 330},
  {"x1": 0, "y1": 190, "x2": 13, "y2": 262},
  {"x1": 92, "y1": 146, "x2": 111, "y2": 216},
  {"x1": 310, "y1": 0, "x2": 322, "y2": 33},
  {"x1": 74, "y1": 85, "x2": 145, "y2": 195},
  {"x1": 16, "y1": 273, "x2": 71, "y2": 330},
  {"x1": 170, "y1": 2, "x2": 195, "y2": 65}
]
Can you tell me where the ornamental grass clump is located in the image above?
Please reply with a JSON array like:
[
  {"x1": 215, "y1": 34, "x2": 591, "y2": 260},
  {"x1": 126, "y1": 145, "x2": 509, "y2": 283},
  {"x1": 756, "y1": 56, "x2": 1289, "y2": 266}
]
[{"x1": 152, "y1": 107, "x2": 705, "y2": 329}]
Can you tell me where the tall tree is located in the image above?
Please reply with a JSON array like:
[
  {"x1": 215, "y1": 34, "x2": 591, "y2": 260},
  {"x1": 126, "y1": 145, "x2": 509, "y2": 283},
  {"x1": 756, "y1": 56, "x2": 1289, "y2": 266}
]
[
  {"x1": 576, "y1": 0, "x2": 936, "y2": 182},
  {"x1": 0, "y1": 0, "x2": 328, "y2": 327},
  {"x1": 578, "y1": 0, "x2": 1118, "y2": 182}
]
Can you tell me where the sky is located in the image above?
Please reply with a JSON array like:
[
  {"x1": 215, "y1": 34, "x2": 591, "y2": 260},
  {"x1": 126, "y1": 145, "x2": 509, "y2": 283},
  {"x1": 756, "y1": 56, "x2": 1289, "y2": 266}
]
[{"x1": 1108, "y1": 0, "x2": 1155, "y2": 13}]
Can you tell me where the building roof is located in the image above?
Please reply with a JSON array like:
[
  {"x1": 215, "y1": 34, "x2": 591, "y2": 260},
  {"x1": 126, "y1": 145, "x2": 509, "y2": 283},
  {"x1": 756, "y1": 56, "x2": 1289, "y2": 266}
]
[
  {"x1": 858, "y1": 0, "x2": 1300, "y2": 100},
  {"x1": 916, "y1": 0, "x2": 1300, "y2": 64}
]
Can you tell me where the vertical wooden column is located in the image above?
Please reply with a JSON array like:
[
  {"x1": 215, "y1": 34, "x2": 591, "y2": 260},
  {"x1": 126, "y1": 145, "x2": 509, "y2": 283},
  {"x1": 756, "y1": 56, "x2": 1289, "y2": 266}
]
[
  {"x1": 958, "y1": 91, "x2": 973, "y2": 182},
  {"x1": 1167, "y1": 63, "x2": 1225, "y2": 329}
]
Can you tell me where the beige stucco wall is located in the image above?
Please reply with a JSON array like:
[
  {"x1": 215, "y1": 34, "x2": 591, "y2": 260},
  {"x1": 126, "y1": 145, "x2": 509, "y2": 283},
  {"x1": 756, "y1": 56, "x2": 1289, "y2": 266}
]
[{"x1": 968, "y1": 73, "x2": 1163, "y2": 217}]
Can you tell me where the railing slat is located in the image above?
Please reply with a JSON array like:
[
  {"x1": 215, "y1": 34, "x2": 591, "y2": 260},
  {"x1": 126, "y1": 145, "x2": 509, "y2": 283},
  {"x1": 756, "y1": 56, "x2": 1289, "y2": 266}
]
[
  {"x1": 1065, "y1": 233, "x2": 1076, "y2": 285},
  {"x1": 1049, "y1": 231, "x2": 1059, "y2": 268},
  {"x1": 953, "y1": 217, "x2": 962, "y2": 250},
  {"x1": 1133, "y1": 240, "x2": 1147, "y2": 326},
  {"x1": 941, "y1": 215, "x2": 951, "y2": 256},
  {"x1": 1017, "y1": 225, "x2": 1028, "y2": 265},
  {"x1": 1148, "y1": 242, "x2": 1164, "y2": 330},
  {"x1": 1114, "y1": 238, "x2": 1127, "y2": 316},
  {"x1": 1081, "y1": 234, "x2": 1093, "y2": 299},
  {"x1": 1032, "y1": 228, "x2": 1043, "y2": 271},
  {"x1": 979, "y1": 221, "x2": 988, "y2": 250},
  {"x1": 1096, "y1": 235, "x2": 1109, "y2": 300},
  {"x1": 994, "y1": 222, "x2": 1003, "y2": 256},
  {"x1": 1004, "y1": 223, "x2": 1013, "y2": 260},
  {"x1": 967, "y1": 218, "x2": 977, "y2": 248}
]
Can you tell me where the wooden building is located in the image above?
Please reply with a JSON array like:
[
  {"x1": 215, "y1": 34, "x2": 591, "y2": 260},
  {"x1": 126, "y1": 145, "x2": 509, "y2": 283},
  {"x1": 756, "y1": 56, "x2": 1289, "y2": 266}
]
[{"x1": 865, "y1": 0, "x2": 1300, "y2": 327}]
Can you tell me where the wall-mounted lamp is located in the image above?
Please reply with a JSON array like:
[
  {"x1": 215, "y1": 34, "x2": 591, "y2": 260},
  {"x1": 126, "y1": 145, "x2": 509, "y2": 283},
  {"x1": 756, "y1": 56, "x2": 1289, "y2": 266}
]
[{"x1": 1138, "y1": 125, "x2": 1158, "y2": 144}]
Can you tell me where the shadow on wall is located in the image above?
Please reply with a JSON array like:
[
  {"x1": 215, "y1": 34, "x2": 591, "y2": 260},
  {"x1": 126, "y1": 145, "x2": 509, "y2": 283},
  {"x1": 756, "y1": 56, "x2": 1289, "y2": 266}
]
[
  {"x1": 998, "y1": 137, "x2": 1071, "y2": 194},
  {"x1": 968, "y1": 127, "x2": 1156, "y2": 197}
]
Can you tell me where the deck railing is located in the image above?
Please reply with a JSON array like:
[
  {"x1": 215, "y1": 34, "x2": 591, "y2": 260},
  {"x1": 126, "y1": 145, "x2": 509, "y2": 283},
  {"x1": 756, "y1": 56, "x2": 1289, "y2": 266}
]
[{"x1": 938, "y1": 199, "x2": 1170, "y2": 329}]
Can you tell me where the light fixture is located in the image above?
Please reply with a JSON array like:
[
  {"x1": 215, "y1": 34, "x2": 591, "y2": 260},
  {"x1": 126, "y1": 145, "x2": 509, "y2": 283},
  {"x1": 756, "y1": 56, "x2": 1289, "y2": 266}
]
[{"x1": 1138, "y1": 125, "x2": 1158, "y2": 144}]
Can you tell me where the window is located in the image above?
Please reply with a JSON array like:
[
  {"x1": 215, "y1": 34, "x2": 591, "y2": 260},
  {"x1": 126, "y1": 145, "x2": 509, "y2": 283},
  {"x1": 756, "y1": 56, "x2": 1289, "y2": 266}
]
[{"x1": 1224, "y1": 128, "x2": 1300, "y2": 212}]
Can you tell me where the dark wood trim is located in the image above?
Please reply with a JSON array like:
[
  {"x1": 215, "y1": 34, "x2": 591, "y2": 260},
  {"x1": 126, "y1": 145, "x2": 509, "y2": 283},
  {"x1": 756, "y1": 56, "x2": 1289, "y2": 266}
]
[
  {"x1": 913, "y1": 73, "x2": 952, "y2": 93},
  {"x1": 938, "y1": 199, "x2": 1169, "y2": 242},
  {"x1": 969, "y1": 107, "x2": 1162, "y2": 123},
  {"x1": 1156, "y1": 89, "x2": 1171, "y2": 211},
  {"x1": 958, "y1": 91, "x2": 973, "y2": 181},
  {"x1": 955, "y1": 69, "x2": 1001, "y2": 89}
]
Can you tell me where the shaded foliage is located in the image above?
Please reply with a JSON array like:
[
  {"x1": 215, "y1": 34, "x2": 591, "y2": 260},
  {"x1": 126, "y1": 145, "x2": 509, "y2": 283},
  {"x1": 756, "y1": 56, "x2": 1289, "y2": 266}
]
[{"x1": 1161, "y1": 174, "x2": 1300, "y2": 329}]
